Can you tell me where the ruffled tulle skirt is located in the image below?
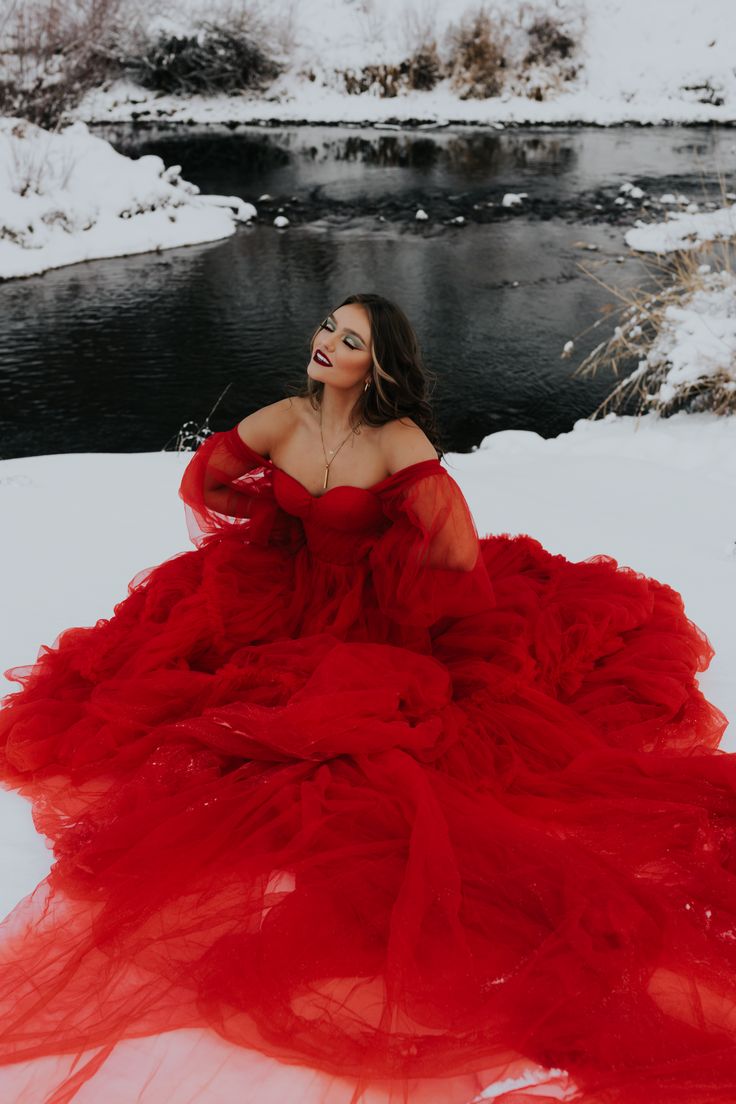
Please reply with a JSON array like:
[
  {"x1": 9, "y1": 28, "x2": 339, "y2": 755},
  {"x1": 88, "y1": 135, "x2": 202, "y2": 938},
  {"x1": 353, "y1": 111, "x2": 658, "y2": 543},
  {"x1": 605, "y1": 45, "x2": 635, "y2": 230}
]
[{"x1": 0, "y1": 532, "x2": 734, "y2": 1104}]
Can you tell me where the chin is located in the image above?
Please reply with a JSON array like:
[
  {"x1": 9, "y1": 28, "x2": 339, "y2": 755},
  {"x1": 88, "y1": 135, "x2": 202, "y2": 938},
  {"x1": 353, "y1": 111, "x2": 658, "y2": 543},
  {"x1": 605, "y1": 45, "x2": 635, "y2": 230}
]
[{"x1": 307, "y1": 362, "x2": 329, "y2": 385}]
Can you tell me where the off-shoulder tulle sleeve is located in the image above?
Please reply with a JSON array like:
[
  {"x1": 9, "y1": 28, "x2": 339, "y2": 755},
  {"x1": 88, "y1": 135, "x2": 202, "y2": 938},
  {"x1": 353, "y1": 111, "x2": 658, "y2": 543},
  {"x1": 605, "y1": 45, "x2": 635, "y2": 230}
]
[
  {"x1": 178, "y1": 425, "x2": 302, "y2": 551},
  {"x1": 369, "y1": 465, "x2": 496, "y2": 627}
]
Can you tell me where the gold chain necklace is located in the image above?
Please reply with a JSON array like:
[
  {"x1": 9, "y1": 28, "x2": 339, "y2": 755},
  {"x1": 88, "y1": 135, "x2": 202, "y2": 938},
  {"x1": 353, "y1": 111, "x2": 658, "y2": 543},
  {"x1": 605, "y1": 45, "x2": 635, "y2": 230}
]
[{"x1": 319, "y1": 411, "x2": 364, "y2": 490}]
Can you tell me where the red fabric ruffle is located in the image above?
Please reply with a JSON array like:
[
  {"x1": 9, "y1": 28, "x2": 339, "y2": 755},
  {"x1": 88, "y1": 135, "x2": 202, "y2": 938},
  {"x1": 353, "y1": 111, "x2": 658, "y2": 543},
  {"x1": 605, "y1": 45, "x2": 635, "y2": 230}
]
[{"x1": 0, "y1": 424, "x2": 733, "y2": 1103}]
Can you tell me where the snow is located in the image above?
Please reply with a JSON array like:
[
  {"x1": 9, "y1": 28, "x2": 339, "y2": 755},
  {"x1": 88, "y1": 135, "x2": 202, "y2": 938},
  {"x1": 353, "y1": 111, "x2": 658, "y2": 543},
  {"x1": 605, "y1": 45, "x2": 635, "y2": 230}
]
[
  {"x1": 637, "y1": 270, "x2": 736, "y2": 406},
  {"x1": 501, "y1": 193, "x2": 528, "y2": 207},
  {"x1": 0, "y1": 117, "x2": 255, "y2": 279},
  {"x1": 67, "y1": 0, "x2": 736, "y2": 126},
  {"x1": 626, "y1": 205, "x2": 736, "y2": 253}
]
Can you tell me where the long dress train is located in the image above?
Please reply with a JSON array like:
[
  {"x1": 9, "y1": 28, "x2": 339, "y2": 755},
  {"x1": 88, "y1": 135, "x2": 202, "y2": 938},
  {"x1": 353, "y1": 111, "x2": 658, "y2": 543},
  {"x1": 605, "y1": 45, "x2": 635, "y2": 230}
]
[{"x1": 0, "y1": 423, "x2": 734, "y2": 1103}]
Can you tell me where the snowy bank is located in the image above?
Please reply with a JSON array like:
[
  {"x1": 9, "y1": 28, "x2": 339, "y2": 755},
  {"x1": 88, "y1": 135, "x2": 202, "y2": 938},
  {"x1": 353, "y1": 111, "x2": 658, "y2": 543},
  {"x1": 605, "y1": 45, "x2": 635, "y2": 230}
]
[
  {"x1": 69, "y1": 0, "x2": 736, "y2": 127},
  {"x1": 1, "y1": 410, "x2": 734, "y2": 919},
  {"x1": 0, "y1": 117, "x2": 255, "y2": 279}
]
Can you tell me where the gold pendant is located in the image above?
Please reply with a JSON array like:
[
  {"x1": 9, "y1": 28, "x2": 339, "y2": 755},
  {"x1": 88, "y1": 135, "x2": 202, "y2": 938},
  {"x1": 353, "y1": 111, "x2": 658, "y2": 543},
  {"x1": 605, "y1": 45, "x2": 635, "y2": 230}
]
[{"x1": 323, "y1": 466, "x2": 329, "y2": 489}]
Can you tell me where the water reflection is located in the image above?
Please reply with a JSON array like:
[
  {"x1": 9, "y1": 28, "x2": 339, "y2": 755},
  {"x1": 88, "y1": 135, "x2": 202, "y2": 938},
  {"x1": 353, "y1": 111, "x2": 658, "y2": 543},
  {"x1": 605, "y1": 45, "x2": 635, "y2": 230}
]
[{"x1": 2, "y1": 123, "x2": 730, "y2": 460}]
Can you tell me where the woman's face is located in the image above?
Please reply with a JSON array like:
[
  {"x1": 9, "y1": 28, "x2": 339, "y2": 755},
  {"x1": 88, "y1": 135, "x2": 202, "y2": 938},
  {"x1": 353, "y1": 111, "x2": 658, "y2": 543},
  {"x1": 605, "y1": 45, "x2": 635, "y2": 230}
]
[{"x1": 309, "y1": 304, "x2": 373, "y2": 391}]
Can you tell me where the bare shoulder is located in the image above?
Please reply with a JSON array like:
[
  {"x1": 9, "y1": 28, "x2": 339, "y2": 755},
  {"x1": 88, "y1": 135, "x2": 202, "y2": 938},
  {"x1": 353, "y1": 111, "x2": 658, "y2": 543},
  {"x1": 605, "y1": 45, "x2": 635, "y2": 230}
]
[
  {"x1": 235, "y1": 397, "x2": 299, "y2": 457},
  {"x1": 381, "y1": 416, "x2": 439, "y2": 473}
]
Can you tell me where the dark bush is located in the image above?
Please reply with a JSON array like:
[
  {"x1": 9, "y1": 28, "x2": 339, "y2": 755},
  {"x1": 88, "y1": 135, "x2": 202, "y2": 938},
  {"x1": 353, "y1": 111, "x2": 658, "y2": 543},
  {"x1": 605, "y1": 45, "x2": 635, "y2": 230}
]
[
  {"x1": 407, "y1": 43, "x2": 442, "y2": 92},
  {"x1": 118, "y1": 22, "x2": 283, "y2": 96},
  {"x1": 524, "y1": 15, "x2": 576, "y2": 66}
]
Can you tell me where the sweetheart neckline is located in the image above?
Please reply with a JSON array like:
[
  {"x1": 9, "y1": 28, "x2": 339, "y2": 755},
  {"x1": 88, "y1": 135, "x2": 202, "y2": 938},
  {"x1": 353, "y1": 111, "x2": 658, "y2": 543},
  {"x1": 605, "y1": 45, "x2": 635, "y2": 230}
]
[
  {"x1": 233, "y1": 433, "x2": 443, "y2": 500},
  {"x1": 273, "y1": 459, "x2": 442, "y2": 500}
]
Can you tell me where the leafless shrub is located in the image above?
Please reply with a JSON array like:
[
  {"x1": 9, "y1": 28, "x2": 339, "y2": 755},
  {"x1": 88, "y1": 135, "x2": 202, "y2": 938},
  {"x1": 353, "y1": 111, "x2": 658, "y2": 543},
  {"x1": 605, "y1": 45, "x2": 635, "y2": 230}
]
[
  {"x1": 444, "y1": 5, "x2": 508, "y2": 100},
  {"x1": 507, "y1": 1, "x2": 584, "y2": 101},
  {"x1": 351, "y1": 0, "x2": 385, "y2": 46},
  {"x1": 398, "y1": 2, "x2": 442, "y2": 90},
  {"x1": 340, "y1": 45, "x2": 442, "y2": 97},
  {"x1": 0, "y1": 0, "x2": 137, "y2": 127},
  {"x1": 3, "y1": 117, "x2": 76, "y2": 196}
]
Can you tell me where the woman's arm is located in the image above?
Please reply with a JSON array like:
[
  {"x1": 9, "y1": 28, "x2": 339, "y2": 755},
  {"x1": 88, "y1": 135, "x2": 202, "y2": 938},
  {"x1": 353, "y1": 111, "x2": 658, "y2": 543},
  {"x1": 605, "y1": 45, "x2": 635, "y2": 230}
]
[
  {"x1": 203, "y1": 398, "x2": 294, "y2": 497},
  {"x1": 178, "y1": 400, "x2": 296, "y2": 546},
  {"x1": 381, "y1": 420, "x2": 477, "y2": 570}
]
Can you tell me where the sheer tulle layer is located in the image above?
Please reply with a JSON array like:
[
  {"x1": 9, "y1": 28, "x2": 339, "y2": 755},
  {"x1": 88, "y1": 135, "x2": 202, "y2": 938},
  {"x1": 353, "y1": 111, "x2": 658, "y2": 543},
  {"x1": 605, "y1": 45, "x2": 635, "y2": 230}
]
[{"x1": 1, "y1": 513, "x2": 734, "y2": 1103}]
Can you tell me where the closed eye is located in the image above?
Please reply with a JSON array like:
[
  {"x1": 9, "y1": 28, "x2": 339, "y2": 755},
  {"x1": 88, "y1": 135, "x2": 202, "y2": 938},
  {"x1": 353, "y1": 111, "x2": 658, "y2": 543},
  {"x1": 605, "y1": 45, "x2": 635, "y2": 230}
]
[{"x1": 319, "y1": 319, "x2": 362, "y2": 350}]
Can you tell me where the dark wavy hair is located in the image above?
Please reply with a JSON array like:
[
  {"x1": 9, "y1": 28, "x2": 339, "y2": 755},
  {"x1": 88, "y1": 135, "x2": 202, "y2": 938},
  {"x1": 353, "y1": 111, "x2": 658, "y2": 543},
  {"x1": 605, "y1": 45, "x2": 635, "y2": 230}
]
[{"x1": 287, "y1": 293, "x2": 445, "y2": 460}]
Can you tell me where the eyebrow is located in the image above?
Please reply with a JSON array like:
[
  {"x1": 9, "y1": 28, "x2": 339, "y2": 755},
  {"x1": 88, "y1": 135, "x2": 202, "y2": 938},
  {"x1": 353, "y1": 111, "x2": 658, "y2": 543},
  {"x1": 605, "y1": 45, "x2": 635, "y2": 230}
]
[{"x1": 327, "y1": 313, "x2": 369, "y2": 346}]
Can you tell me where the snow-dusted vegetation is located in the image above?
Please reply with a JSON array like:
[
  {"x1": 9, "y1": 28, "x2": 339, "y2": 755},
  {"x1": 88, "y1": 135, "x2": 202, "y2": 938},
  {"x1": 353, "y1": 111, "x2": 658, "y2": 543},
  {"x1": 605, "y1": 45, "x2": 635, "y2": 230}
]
[
  {"x1": 1, "y1": 0, "x2": 734, "y2": 128},
  {"x1": 564, "y1": 174, "x2": 736, "y2": 419},
  {"x1": 572, "y1": 257, "x2": 736, "y2": 418}
]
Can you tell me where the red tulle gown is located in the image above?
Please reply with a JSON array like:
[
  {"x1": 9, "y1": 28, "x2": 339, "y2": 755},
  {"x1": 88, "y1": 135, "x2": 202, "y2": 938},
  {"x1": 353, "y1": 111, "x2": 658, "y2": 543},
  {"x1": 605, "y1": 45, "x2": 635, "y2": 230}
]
[{"x1": 0, "y1": 423, "x2": 735, "y2": 1104}]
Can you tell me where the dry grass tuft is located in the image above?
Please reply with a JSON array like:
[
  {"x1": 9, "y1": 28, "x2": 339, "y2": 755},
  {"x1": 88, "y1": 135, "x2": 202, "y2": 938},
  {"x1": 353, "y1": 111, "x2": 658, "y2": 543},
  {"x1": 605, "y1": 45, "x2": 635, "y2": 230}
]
[
  {"x1": 570, "y1": 209, "x2": 736, "y2": 420},
  {"x1": 341, "y1": 43, "x2": 443, "y2": 97},
  {"x1": 334, "y1": 1, "x2": 583, "y2": 100},
  {"x1": 444, "y1": 5, "x2": 508, "y2": 100}
]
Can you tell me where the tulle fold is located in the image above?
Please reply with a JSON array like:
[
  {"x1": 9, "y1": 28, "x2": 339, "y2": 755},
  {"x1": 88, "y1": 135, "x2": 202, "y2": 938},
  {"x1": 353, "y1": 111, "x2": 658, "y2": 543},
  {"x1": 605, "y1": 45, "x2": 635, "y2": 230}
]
[{"x1": 0, "y1": 427, "x2": 733, "y2": 1103}]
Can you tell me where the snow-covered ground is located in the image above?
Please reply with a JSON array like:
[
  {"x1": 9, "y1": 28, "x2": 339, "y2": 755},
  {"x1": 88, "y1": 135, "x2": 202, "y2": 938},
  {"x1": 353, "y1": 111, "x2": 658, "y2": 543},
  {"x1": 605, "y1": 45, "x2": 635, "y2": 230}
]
[
  {"x1": 1, "y1": 410, "x2": 734, "y2": 920},
  {"x1": 0, "y1": 117, "x2": 254, "y2": 278},
  {"x1": 69, "y1": 0, "x2": 736, "y2": 126}
]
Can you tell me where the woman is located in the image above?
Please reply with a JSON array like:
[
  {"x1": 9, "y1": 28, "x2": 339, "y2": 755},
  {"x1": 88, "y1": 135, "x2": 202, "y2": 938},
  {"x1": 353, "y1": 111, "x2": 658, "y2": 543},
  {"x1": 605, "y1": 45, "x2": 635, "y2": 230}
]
[{"x1": 0, "y1": 292, "x2": 735, "y2": 1104}]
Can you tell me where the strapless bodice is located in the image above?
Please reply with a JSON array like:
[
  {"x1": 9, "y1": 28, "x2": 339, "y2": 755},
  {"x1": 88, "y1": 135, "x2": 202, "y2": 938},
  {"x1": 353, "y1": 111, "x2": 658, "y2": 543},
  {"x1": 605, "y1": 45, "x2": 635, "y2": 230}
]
[
  {"x1": 272, "y1": 467, "x2": 389, "y2": 563},
  {"x1": 177, "y1": 424, "x2": 447, "y2": 567},
  {"x1": 272, "y1": 468, "x2": 387, "y2": 528}
]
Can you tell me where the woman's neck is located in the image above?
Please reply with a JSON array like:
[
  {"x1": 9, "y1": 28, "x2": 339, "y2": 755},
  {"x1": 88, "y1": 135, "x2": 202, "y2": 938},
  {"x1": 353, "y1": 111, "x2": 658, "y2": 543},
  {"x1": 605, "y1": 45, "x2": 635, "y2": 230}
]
[{"x1": 317, "y1": 384, "x2": 363, "y2": 436}]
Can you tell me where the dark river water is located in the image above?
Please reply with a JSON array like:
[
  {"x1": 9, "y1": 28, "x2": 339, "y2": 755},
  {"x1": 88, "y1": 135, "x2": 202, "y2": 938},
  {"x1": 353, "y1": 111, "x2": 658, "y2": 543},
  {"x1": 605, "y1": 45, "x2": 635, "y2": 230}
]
[{"x1": 1, "y1": 123, "x2": 732, "y2": 460}]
